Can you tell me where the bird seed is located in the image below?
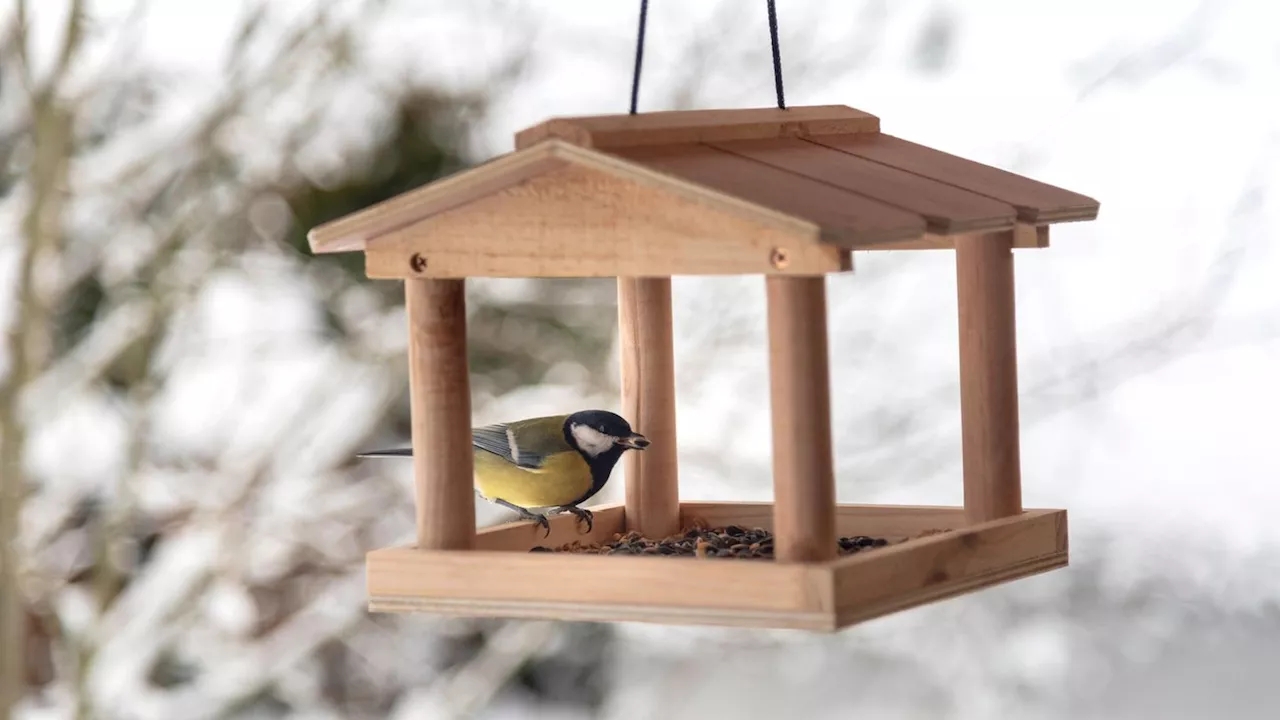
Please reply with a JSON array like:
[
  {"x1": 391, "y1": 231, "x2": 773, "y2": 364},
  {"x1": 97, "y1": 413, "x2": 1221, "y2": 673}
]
[{"x1": 528, "y1": 524, "x2": 893, "y2": 559}]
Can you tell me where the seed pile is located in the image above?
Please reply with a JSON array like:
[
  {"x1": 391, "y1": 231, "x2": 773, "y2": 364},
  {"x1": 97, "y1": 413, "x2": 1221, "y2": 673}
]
[{"x1": 529, "y1": 525, "x2": 890, "y2": 559}]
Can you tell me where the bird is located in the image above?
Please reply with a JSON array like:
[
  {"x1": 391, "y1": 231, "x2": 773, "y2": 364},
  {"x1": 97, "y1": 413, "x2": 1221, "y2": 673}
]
[{"x1": 358, "y1": 409, "x2": 649, "y2": 536}]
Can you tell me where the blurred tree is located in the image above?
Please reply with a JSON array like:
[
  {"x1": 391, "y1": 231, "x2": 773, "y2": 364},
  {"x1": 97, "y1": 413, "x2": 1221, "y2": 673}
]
[
  {"x1": 0, "y1": 1, "x2": 619, "y2": 718},
  {"x1": 275, "y1": 86, "x2": 619, "y2": 407}
]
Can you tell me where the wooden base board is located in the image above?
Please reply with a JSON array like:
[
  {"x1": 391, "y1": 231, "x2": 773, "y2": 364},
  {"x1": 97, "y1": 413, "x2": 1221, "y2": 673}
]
[{"x1": 367, "y1": 502, "x2": 1067, "y2": 631}]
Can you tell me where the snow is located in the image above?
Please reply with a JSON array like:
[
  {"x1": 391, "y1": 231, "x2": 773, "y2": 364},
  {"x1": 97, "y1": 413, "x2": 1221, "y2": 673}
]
[{"x1": 5, "y1": 0, "x2": 1280, "y2": 717}]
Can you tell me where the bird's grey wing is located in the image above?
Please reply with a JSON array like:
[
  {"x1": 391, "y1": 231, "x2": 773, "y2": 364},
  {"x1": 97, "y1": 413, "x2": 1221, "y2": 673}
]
[{"x1": 472, "y1": 423, "x2": 547, "y2": 469}]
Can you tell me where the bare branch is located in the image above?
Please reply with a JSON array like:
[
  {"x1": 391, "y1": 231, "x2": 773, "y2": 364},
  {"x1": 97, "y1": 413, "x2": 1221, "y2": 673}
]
[
  {"x1": 8, "y1": 0, "x2": 33, "y2": 94},
  {"x1": 394, "y1": 621, "x2": 560, "y2": 719},
  {"x1": 1, "y1": 2, "x2": 88, "y2": 711},
  {"x1": 43, "y1": 0, "x2": 87, "y2": 101}
]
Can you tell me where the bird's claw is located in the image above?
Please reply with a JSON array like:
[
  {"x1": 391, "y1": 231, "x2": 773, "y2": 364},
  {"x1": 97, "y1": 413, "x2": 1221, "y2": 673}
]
[
  {"x1": 493, "y1": 499, "x2": 552, "y2": 537},
  {"x1": 512, "y1": 507, "x2": 550, "y2": 537},
  {"x1": 555, "y1": 506, "x2": 594, "y2": 534},
  {"x1": 529, "y1": 512, "x2": 551, "y2": 538}
]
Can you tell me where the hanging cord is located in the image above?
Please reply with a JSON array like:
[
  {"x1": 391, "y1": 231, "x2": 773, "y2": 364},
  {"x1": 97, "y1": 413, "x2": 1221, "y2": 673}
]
[
  {"x1": 766, "y1": 0, "x2": 786, "y2": 109},
  {"x1": 629, "y1": 0, "x2": 785, "y2": 112},
  {"x1": 629, "y1": 0, "x2": 650, "y2": 114}
]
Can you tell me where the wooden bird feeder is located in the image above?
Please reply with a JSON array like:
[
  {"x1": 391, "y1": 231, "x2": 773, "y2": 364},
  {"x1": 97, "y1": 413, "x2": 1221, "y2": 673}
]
[{"x1": 309, "y1": 105, "x2": 1099, "y2": 631}]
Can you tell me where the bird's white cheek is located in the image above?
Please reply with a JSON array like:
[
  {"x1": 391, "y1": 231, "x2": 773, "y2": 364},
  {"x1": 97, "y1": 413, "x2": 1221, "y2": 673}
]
[{"x1": 571, "y1": 424, "x2": 615, "y2": 457}]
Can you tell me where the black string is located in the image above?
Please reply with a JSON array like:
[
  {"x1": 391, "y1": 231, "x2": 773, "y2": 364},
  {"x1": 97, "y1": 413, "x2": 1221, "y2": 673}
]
[
  {"x1": 766, "y1": 0, "x2": 786, "y2": 109},
  {"x1": 629, "y1": 0, "x2": 649, "y2": 114},
  {"x1": 629, "y1": 0, "x2": 785, "y2": 112}
]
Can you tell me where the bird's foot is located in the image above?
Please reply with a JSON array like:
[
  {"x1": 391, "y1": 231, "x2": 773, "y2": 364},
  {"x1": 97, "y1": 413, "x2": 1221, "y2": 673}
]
[
  {"x1": 495, "y1": 499, "x2": 551, "y2": 537},
  {"x1": 521, "y1": 510, "x2": 551, "y2": 538},
  {"x1": 554, "y1": 505, "x2": 594, "y2": 534}
]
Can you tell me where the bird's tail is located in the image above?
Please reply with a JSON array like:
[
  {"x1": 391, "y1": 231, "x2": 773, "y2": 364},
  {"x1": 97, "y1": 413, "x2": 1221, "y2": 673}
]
[{"x1": 356, "y1": 448, "x2": 413, "y2": 458}]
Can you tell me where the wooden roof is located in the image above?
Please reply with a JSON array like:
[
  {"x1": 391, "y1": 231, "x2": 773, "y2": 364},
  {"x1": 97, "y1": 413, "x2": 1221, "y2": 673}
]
[{"x1": 308, "y1": 105, "x2": 1098, "y2": 279}]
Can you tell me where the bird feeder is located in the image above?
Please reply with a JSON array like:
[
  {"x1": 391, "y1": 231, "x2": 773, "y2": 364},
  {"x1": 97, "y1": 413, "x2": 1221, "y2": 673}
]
[{"x1": 309, "y1": 105, "x2": 1098, "y2": 631}]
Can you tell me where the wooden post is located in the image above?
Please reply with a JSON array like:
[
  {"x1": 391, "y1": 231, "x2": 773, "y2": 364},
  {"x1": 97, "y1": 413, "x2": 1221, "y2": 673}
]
[
  {"x1": 405, "y1": 278, "x2": 476, "y2": 550},
  {"x1": 618, "y1": 277, "x2": 680, "y2": 539},
  {"x1": 766, "y1": 275, "x2": 837, "y2": 563},
  {"x1": 955, "y1": 231, "x2": 1023, "y2": 524}
]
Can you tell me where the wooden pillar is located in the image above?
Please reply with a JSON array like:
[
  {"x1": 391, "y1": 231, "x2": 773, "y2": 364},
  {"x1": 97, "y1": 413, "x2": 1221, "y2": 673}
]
[
  {"x1": 955, "y1": 231, "x2": 1023, "y2": 524},
  {"x1": 405, "y1": 278, "x2": 476, "y2": 550},
  {"x1": 618, "y1": 277, "x2": 680, "y2": 539},
  {"x1": 766, "y1": 275, "x2": 837, "y2": 563}
]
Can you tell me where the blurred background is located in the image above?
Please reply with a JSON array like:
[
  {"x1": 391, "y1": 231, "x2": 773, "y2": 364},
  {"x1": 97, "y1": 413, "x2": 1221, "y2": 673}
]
[{"x1": 2, "y1": 0, "x2": 1279, "y2": 718}]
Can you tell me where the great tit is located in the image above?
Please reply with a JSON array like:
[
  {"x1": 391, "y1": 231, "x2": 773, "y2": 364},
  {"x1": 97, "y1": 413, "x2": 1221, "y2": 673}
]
[{"x1": 358, "y1": 409, "x2": 649, "y2": 536}]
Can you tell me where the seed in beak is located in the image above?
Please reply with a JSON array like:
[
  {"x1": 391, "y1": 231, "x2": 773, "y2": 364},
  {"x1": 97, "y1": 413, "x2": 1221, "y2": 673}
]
[{"x1": 620, "y1": 434, "x2": 650, "y2": 449}]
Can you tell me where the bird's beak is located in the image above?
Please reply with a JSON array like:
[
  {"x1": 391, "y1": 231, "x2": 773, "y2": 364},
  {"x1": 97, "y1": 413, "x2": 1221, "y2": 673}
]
[{"x1": 616, "y1": 433, "x2": 650, "y2": 450}]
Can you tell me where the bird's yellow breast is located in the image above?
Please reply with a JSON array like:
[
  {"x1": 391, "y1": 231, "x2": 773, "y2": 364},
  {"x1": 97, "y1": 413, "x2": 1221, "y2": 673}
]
[{"x1": 473, "y1": 448, "x2": 594, "y2": 509}]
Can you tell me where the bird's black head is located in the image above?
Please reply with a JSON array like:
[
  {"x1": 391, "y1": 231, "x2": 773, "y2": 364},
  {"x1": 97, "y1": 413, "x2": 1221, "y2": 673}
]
[
  {"x1": 559, "y1": 410, "x2": 649, "y2": 508},
  {"x1": 562, "y1": 410, "x2": 650, "y2": 459}
]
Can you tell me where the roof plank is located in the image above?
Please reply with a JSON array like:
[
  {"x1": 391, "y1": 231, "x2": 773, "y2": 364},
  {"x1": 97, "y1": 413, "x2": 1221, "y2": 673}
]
[
  {"x1": 309, "y1": 140, "x2": 822, "y2": 255},
  {"x1": 515, "y1": 105, "x2": 879, "y2": 151},
  {"x1": 363, "y1": 162, "x2": 851, "y2": 279},
  {"x1": 808, "y1": 134, "x2": 1099, "y2": 224},
  {"x1": 307, "y1": 148, "x2": 567, "y2": 253},
  {"x1": 708, "y1": 137, "x2": 1017, "y2": 235},
  {"x1": 611, "y1": 143, "x2": 926, "y2": 247}
]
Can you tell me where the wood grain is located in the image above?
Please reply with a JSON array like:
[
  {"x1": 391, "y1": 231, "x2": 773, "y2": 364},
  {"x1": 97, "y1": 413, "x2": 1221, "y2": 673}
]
[
  {"x1": 612, "y1": 143, "x2": 927, "y2": 248},
  {"x1": 709, "y1": 138, "x2": 1017, "y2": 235},
  {"x1": 312, "y1": 139, "x2": 837, "y2": 260},
  {"x1": 405, "y1": 278, "x2": 476, "y2": 550},
  {"x1": 313, "y1": 115, "x2": 1096, "y2": 262},
  {"x1": 514, "y1": 105, "x2": 880, "y2": 151},
  {"x1": 765, "y1": 276, "x2": 838, "y2": 563},
  {"x1": 618, "y1": 278, "x2": 681, "y2": 539},
  {"x1": 810, "y1": 134, "x2": 1099, "y2": 225},
  {"x1": 364, "y1": 162, "x2": 851, "y2": 278},
  {"x1": 955, "y1": 230, "x2": 1023, "y2": 523},
  {"x1": 476, "y1": 501, "x2": 970, "y2": 552},
  {"x1": 832, "y1": 509, "x2": 1067, "y2": 627},
  {"x1": 366, "y1": 546, "x2": 836, "y2": 628},
  {"x1": 367, "y1": 595, "x2": 836, "y2": 630},
  {"x1": 859, "y1": 223, "x2": 1049, "y2": 251},
  {"x1": 680, "y1": 502, "x2": 966, "y2": 540},
  {"x1": 365, "y1": 504, "x2": 1069, "y2": 631},
  {"x1": 308, "y1": 152, "x2": 565, "y2": 254},
  {"x1": 474, "y1": 504, "x2": 627, "y2": 552}
]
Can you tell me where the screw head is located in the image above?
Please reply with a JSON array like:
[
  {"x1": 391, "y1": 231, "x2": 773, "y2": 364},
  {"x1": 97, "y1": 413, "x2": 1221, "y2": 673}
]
[
  {"x1": 409, "y1": 253, "x2": 427, "y2": 273},
  {"x1": 770, "y1": 247, "x2": 790, "y2": 270}
]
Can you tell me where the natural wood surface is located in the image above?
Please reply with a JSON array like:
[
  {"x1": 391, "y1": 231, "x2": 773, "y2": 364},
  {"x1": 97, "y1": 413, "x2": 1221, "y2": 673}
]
[
  {"x1": 612, "y1": 143, "x2": 926, "y2": 247},
  {"x1": 955, "y1": 230, "x2": 1023, "y2": 523},
  {"x1": 710, "y1": 137, "x2": 1017, "y2": 235},
  {"x1": 405, "y1": 278, "x2": 476, "y2": 550},
  {"x1": 474, "y1": 504, "x2": 627, "y2": 552},
  {"x1": 1011, "y1": 222, "x2": 1051, "y2": 249},
  {"x1": 365, "y1": 504, "x2": 1068, "y2": 631},
  {"x1": 810, "y1": 133, "x2": 1099, "y2": 224},
  {"x1": 679, "y1": 502, "x2": 965, "y2": 540},
  {"x1": 363, "y1": 158, "x2": 852, "y2": 278},
  {"x1": 474, "y1": 501, "x2": 967, "y2": 553},
  {"x1": 832, "y1": 509, "x2": 1066, "y2": 627},
  {"x1": 765, "y1": 276, "x2": 838, "y2": 563},
  {"x1": 368, "y1": 544, "x2": 837, "y2": 630},
  {"x1": 514, "y1": 105, "x2": 880, "y2": 151},
  {"x1": 861, "y1": 223, "x2": 1049, "y2": 251},
  {"x1": 313, "y1": 140, "x2": 835, "y2": 258},
  {"x1": 309, "y1": 152, "x2": 564, "y2": 254},
  {"x1": 312, "y1": 111, "x2": 1098, "y2": 266},
  {"x1": 618, "y1": 278, "x2": 681, "y2": 539},
  {"x1": 368, "y1": 594, "x2": 832, "y2": 631}
]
